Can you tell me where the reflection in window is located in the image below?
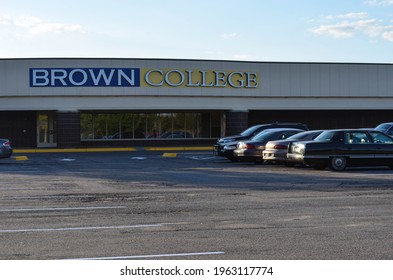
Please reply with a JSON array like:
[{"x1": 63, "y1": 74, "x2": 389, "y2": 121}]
[
  {"x1": 80, "y1": 112, "x2": 219, "y2": 140},
  {"x1": 370, "y1": 132, "x2": 393, "y2": 144},
  {"x1": 80, "y1": 114, "x2": 94, "y2": 139},
  {"x1": 346, "y1": 132, "x2": 370, "y2": 144}
]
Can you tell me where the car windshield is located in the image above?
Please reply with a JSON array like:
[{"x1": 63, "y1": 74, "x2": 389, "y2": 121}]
[
  {"x1": 240, "y1": 125, "x2": 263, "y2": 137},
  {"x1": 251, "y1": 129, "x2": 278, "y2": 141},
  {"x1": 314, "y1": 131, "x2": 339, "y2": 142},
  {"x1": 286, "y1": 131, "x2": 313, "y2": 140},
  {"x1": 375, "y1": 123, "x2": 392, "y2": 131}
]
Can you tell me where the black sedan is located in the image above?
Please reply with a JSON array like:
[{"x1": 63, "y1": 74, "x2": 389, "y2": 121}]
[
  {"x1": 0, "y1": 138, "x2": 12, "y2": 158},
  {"x1": 233, "y1": 128, "x2": 304, "y2": 162},
  {"x1": 287, "y1": 129, "x2": 393, "y2": 171}
]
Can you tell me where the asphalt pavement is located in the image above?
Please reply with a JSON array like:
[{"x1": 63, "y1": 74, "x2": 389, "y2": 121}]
[{"x1": 1, "y1": 151, "x2": 393, "y2": 259}]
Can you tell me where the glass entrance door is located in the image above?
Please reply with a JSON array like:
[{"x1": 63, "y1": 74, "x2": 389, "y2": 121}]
[{"x1": 37, "y1": 112, "x2": 57, "y2": 147}]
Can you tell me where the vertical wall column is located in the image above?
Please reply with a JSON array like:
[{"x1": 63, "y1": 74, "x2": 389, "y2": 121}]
[
  {"x1": 225, "y1": 110, "x2": 249, "y2": 136},
  {"x1": 56, "y1": 111, "x2": 81, "y2": 148}
]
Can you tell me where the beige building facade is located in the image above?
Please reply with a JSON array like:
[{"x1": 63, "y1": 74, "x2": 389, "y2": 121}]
[{"x1": 1, "y1": 58, "x2": 392, "y2": 148}]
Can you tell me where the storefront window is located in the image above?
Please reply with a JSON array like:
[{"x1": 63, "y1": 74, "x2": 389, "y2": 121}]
[
  {"x1": 80, "y1": 113, "x2": 94, "y2": 139},
  {"x1": 80, "y1": 112, "x2": 219, "y2": 140},
  {"x1": 146, "y1": 113, "x2": 160, "y2": 138},
  {"x1": 158, "y1": 113, "x2": 174, "y2": 138},
  {"x1": 109, "y1": 113, "x2": 144, "y2": 139}
]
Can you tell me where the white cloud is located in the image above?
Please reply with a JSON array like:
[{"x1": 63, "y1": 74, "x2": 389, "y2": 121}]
[
  {"x1": 326, "y1": 12, "x2": 369, "y2": 20},
  {"x1": 358, "y1": 19, "x2": 388, "y2": 37},
  {"x1": 364, "y1": 0, "x2": 393, "y2": 6},
  {"x1": 382, "y1": 30, "x2": 393, "y2": 41},
  {"x1": 220, "y1": 33, "x2": 238, "y2": 39},
  {"x1": 311, "y1": 22, "x2": 354, "y2": 38},
  {"x1": 0, "y1": 14, "x2": 85, "y2": 38},
  {"x1": 310, "y1": 13, "x2": 393, "y2": 42}
]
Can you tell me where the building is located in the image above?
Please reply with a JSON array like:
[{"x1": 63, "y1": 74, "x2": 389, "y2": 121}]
[{"x1": 1, "y1": 58, "x2": 393, "y2": 148}]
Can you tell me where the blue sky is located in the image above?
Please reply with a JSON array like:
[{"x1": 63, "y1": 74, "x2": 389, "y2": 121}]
[{"x1": 1, "y1": 0, "x2": 393, "y2": 63}]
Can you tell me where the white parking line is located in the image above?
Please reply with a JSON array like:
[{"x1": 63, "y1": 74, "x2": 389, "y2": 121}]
[
  {"x1": 0, "y1": 206, "x2": 126, "y2": 212},
  {"x1": 69, "y1": 251, "x2": 225, "y2": 260},
  {"x1": 60, "y1": 158, "x2": 75, "y2": 161},
  {"x1": 0, "y1": 224, "x2": 164, "y2": 233},
  {"x1": 186, "y1": 156, "x2": 217, "y2": 160}
]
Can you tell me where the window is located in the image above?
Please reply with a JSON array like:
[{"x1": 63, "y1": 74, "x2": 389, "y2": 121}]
[
  {"x1": 370, "y1": 132, "x2": 393, "y2": 144},
  {"x1": 80, "y1": 112, "x2": 218, "y2": 140},
  {"x1": 315, "y1": 131, "x2": 343, "y2": 142},
  {"x1": 345, "y1": 132, "x2": 370, "y2": 144}
]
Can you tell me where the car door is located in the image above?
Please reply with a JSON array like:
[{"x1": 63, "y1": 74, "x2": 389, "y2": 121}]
[
  {"x1": 343, "y1": 132, "x2": 375, "y2": 165},
  {"x1": 369, "y1": 131, "x2": 393, "y2": 165}
]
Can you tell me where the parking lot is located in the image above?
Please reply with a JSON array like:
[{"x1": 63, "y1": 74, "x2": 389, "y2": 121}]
[{"x1": 1, "y1": 151, "x2": 393, "y2": 260}]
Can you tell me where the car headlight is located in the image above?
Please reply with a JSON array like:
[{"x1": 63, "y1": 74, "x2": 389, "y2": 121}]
[
  {"x1": 292, "y1": 143, "x2": 305, "y2": 154},
  {"x1": 237, "y1": 142, "x2": 248, "y2": 149}
]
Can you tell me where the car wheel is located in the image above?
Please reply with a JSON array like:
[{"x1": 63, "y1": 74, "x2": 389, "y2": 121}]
[{"x1": 330, "y1": 156, "x2": 347, "y2": 171}]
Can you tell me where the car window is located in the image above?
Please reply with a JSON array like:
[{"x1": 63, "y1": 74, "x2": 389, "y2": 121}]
[
  {"x1": 287, "y1": 131, "x2": 308, "y2": 140},
  {"x1": 315, "y1": 131, "x2": 343, "y2": 142},
  {"x1": 251, "y1": 130, "x2": 276, "y2": 141},
  {"x1": 345, "y1": 132, "x2": 370, "y2": 144},
  {"x1": 286, "y1": 131, "x2": 321, "y2": 141},
  {"x1": 240, "y1": 125, "x2": 263, "y2": 137},
  {"x1": 281, "y1": 131, "x2": 299, "y2": 139},
  {"x1": 375, "y1": 123, "x2": 391, "y2": 131},
  {"x1": 370, "y1": 132, "x2": 393, "y2": 144}
]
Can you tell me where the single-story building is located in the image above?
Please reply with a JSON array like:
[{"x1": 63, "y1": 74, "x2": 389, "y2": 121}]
[{"x1": 1, "y1": 58, "x2": 392, "y2": 148}]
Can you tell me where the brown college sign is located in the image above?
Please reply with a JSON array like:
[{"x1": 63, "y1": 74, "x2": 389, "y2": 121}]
[{"x1": 30, "y1": 67, "x2": 259, "y2": 89}]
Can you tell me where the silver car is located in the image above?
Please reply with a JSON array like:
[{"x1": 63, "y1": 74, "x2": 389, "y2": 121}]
[{"x1": 233, "y1": 128, "x2": 304, "y2": 162}]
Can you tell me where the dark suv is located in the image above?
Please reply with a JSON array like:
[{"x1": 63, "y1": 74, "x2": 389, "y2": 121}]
[{"x1": 213, "y1": 122, "x2": 308, "y2": 159}]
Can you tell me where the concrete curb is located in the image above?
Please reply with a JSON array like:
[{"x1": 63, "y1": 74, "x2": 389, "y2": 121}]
[{"x1": 13, "y1": 146, "x2": 213, "y2": 154}]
